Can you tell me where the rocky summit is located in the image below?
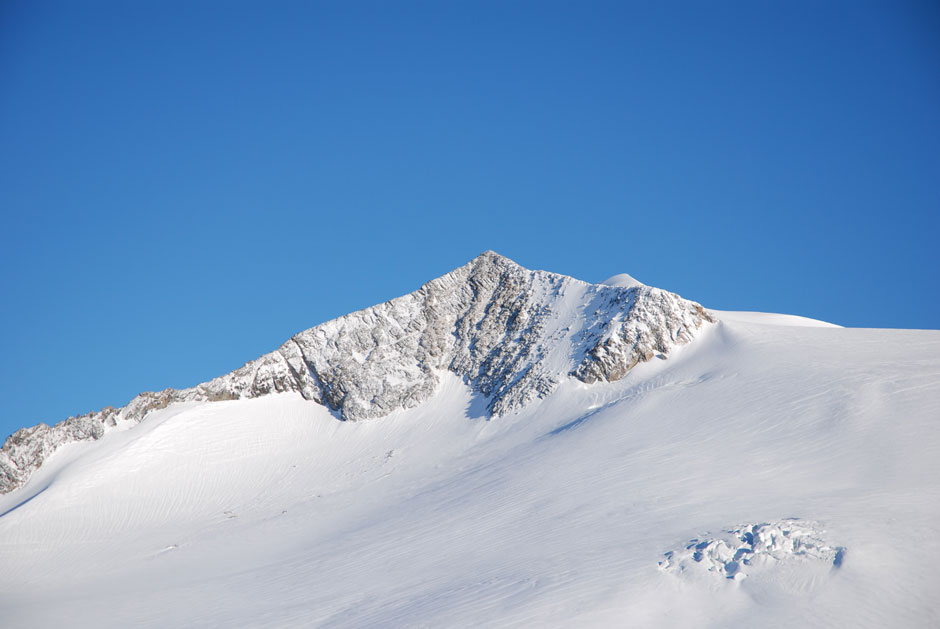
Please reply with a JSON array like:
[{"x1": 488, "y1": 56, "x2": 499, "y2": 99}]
[{"x1": 0, "y1": 251, "x2": 713, "y2": 494}]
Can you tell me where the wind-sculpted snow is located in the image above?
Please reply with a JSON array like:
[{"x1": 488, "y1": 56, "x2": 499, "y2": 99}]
[{"x1": 0, "y1": 251, "x2": 713, "y2": 494}]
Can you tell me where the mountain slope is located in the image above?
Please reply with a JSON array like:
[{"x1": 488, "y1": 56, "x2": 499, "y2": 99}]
[
  {"x1": 1, "y1": 256, "x2": 938, "y2": 628},
  {"x1": 0, "y1": 251, "x2": 712, "y2": 494}
]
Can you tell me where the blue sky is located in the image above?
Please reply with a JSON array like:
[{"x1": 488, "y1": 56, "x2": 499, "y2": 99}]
[{"x1": 1, "y1": 0, "x2": 938, "y2": 438}]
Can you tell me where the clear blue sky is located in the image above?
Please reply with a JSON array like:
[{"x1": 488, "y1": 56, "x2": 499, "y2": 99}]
[{"x1": 1, "y1": 0, "x2": 938, "y2": 438}]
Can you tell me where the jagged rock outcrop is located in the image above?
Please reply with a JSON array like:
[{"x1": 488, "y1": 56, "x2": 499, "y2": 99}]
[
  {"x1": 0, "y1": 251, "x2": 714, "y2": 494},
  {"x1": 572, "y1": 288, "x2": 714, "y2": 384}
]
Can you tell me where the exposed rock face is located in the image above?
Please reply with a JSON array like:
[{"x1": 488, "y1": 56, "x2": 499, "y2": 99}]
[
  {"x1": 572, "y1": 288, "x2": 714, "y2": 384},
  {"x1": 0, "y1": 252, "x2": 714, "y2": 494}
]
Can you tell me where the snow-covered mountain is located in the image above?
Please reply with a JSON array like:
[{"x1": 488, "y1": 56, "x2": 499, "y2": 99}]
[
  {"x1": 0, "y1": 251, "x2": 712, "y2": 494},
  {"x1": 1, "y1": 252, "x2": 938, "y2": 628}
]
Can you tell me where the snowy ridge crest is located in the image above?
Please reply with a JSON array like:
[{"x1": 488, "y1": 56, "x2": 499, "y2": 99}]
[{"x1": 0, "y1": 252, "x2": 713, "y2": 494}]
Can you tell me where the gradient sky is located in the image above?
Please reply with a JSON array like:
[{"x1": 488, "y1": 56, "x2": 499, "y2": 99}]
[{"x1": 1, "y1": 0, "x2": 938, "y2": 438}]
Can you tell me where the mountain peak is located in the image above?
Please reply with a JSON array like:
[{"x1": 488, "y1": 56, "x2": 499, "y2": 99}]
[
  {"x1": 466, "y1": 249, "x2": 523, "y2": 272},
  {"x1": 474, "y1": 249, "x2": 507, "y2": 261}
]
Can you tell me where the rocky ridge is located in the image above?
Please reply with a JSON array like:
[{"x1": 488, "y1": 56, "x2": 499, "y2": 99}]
[{"x1": 0, "y1": 252, "x2": 714, "y2": 494}]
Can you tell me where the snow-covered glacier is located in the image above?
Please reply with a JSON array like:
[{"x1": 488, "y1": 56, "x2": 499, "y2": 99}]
[{"x1": 0, "y1": 251, "x2": 712, "y2": 494}]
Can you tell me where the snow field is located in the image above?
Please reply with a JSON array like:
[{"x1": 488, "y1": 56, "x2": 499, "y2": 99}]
[{"x1": 1, "y1": 315, "x2": 938, "y2": 627}]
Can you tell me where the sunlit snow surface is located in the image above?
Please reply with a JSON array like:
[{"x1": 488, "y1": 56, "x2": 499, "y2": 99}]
[
  {"x1": 600, "y1": 273, "x2": 645, "y2": 289},
  {"x1": 1, "y1": 314, "x2": 939, "y2": 628}
]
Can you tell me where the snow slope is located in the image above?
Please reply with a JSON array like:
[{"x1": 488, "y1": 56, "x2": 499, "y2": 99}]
[
  {"x1": 1, "y1": 263, "x2": 939, "y2": 627},
  {"x1": 712, "y1": 309, "x2": 842, "y2": 328}
]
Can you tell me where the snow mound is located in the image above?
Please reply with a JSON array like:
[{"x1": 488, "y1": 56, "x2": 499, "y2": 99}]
[
  {"x1": 600, "y1": 272, "x2": 644, "y2": 289},
  {"x1": 659, "y1": 519, "x2": 845, "y2": 581},
  {"x1": 712, "y1": 309, "x2": 841, "y2": 328}
]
